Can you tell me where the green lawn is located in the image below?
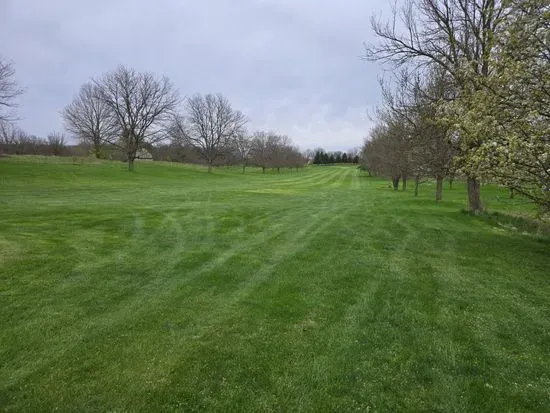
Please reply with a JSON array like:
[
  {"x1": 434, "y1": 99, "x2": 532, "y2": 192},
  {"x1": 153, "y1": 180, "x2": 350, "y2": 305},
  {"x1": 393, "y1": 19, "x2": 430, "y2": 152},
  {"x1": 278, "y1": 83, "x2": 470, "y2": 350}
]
[{"x1": 1, "y1": 156, "x2": 549, "y2": 412}]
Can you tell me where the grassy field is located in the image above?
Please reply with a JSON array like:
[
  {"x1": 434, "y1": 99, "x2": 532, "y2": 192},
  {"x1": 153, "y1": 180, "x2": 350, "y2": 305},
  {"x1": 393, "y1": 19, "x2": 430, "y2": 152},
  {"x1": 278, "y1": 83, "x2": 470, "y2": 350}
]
[{"x1": 1, "y1": 156, "x2": 549, "y2": 412}]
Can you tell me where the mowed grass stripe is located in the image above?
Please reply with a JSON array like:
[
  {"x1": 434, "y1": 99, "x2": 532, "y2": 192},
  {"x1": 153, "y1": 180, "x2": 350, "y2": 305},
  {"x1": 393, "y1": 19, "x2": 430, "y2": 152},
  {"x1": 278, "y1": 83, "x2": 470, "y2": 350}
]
[
  {"x1": 271, "y1": 167, "x2": 339, "y2": 188},
  {"x1": 2, "y1": 200, "x2": 326, "y2": 386},
  {"x1": 1, "y1": 157, "x2": 549, "y2": 412},
  {"x1": 4, "y1": 194, "x2": 349, "y2": 409}
]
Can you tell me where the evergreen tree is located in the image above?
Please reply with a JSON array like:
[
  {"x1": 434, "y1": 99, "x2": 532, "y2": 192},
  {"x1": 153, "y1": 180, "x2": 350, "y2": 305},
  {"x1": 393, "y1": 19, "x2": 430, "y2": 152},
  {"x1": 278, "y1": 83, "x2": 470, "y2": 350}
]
[{"x1": 313, "y1": 151, "x2": 321, "y2": 164}]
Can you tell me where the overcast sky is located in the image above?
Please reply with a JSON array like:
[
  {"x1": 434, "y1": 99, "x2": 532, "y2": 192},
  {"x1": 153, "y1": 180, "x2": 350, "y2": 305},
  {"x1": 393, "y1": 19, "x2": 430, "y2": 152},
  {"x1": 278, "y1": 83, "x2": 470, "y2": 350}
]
[{"x1": 0, "y1": 0, "x2": 389, "y2": 151}]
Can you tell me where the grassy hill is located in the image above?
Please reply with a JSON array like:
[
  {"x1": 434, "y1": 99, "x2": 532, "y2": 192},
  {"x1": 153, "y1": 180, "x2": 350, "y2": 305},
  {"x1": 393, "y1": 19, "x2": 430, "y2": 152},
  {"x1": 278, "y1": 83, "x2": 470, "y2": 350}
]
[{"x1": 1, "y1": 156, "x2": 549, "y2": 412}]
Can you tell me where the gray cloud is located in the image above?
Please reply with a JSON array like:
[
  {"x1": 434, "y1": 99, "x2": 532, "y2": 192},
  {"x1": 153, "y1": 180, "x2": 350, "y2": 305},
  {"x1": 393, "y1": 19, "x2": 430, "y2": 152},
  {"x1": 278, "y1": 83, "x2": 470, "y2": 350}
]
[{"x1": 0, "y1": 0, "x2": 389, "y2": 150}]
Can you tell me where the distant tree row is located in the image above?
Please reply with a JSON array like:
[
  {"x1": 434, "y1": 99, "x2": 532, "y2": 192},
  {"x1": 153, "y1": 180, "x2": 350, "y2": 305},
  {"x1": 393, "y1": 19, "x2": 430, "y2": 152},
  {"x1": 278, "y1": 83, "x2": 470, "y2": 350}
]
[
  {"x1": 0, "y1": 123, "x2": 70, "y2": 156},
  {"x1": 0, "y1": 63, "x2": 308, "y2": 172},
  {"x1": 60, "y1": 67, "x2": 308, "y2": 172},
  {"x1": 312, "y1": 149, "x2": 359, "y2": 165},
  {"x1": 0, "y1": 55, "x2": 80, "y2": 157},
  {"x1": 360, "y1": 68, "x2": 455, "y2": 200},
  {"x1": 363, "y1": 0, "x2": 550, "y2": 214},
  {"x1": 169, "y1": 128, "x2": 306, "y2": 173}
]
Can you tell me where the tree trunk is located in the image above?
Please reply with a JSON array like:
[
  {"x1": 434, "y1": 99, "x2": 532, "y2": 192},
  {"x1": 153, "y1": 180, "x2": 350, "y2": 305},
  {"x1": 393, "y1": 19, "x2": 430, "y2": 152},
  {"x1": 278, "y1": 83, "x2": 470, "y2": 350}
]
[
  {"x1": 392, "y1": 175, "x2": 400, "y2": 190},
  {"x1": 242, "y1": 163, "x2": 246, "y2": 173},
  {"x1": 467, "y1": 176, "x2": 482, "y2": 213},
  {"x1": 126, "y1": 134, "x2": 135, "y2": 171},
  {"x1": 414, "y1": 175, "x2": 420, "y2": 197},
  {"x1": 402, "y1": 177, "x2": 407, "y2": 191},
  {"x1": 277, "y1": 167, "x2": 280, "y2": 174},
  {"x1": 262, "y1": 166, "x2": 266, "y2": 174},
  {"x1": 510, "y1": 188, "x2": 515, "y2": 199},
  {"x1": 436, "y1": 175, "x2": 444, "y2": 201},
  {"x1": 94, "y1": 145, "x2": 101, "y2": 159},
  {"x1": 207, "y1": 160, "x2": 213, "y2": 173},
  {"x1": 449, "y1": 178, "x2": 453, "y2": 190}
]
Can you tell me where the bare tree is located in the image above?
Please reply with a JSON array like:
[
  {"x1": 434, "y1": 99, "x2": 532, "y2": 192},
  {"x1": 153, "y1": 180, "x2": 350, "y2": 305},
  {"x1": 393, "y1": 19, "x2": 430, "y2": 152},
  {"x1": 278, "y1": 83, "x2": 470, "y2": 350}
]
[
  {"x1": 0, "y1": 123, "x2": 50, "y2": 155},
  {"x1": 249, "y1": 131, "x2": 304, "y2": 173},
  {"x1": 233, "y1": 131, "x2": 253, "y2": 173},
  {"x1": 364, "y1": 0, "x2": 507, "y2": 212},
  {"x1": 379, "y1": 68, "x2": 456, "y2": 199},
  {"x1": 47, "y1": 131, "x2": 66, "y2": 156},
  {"x1": 267, "y1": 134, "x2": 291, "y2": 173},
  {"x1": 250, "y1": 131, "x2": 270, "y2": 173},
  {"x1": 0, "y1": 121, "x2": 26, "y2": 144},
  {"x1": 62, "y1": 82, "x2": 119, "y2": 158},
  {"x1": 374, "y1": 115, "x2": 412, "y2": 190},
  {"x1": 283, "y1": 144, "x2": 306, "y2": 171},
  {"x1": 303, "y1": 149, "x2": 315, "y2": 164},
  {"x1": 175, "y1": 93, "x2": 247, "y2": 172},
  {"x1": 94, "y1": 66, "x2": 179, "y2": 171},
  {"x1": 0, "y1": 56, "x2": 24, "y2": 122}
]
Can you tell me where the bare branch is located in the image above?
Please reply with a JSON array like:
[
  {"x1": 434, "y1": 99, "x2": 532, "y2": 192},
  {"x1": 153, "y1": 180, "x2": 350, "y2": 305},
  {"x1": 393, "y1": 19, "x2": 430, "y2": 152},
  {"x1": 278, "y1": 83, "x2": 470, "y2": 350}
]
[
  {"x1": 94, "y1": 66, "x2": 180, "y2": 170},
  {"x1": 0, "y1": 56, "x2": 24, "y2": 122},
  {"x1": 175, "y1": 93, "x2": 247, "y2": 172},
  {"x1": 62, "y1": 82, "x2": 120, "y2": 158}
]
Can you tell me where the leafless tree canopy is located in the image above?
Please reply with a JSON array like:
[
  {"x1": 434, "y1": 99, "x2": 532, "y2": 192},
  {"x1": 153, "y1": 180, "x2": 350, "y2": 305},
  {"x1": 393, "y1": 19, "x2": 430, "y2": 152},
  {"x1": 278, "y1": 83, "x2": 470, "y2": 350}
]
[
  {"x1": 365, "y1": 0, "x2": 506, "y2": 82},
  {"x1": 232, "y1": 131, "x2": 254, "y2": 172},
  {"x1": 94, "y1": 66, "x2": 179, "y2": 170},
  {"x1": 303, "y1": 148, "x2": 315, "y2": 164},
  {"x1": 0, "y1": 124, "x2": 71, "y2": 156},
  {"x1": 47, "y1": 131, "x2": 66, "y2": 156},
  {"x1": 249, "y1": 131, "x2": 305, "y2": 172},
  {"x1": 62, "y1": 82, "x2": 120, "y2": 158},
  {"x1": 250, "y1": 131, "x2": 271, "y2": 172},
  {"x1": 0, "y1": 56, "x2": 24, "y2": 122},
  {"x1": 6, "y1": 60, "x2": 309, "y2": 172},
  {"x1": 364, "y1": 68, "x2": 456, "y2": 199},
  {"x1": 0, "y1": 121, "x2": 26, "y2": 145},
  {"x1": 364, "y1": 0, "x2": 506, "y2": 212},
  {"x1": 174, "y1": 93, "x2": 247, "y2": 172}
]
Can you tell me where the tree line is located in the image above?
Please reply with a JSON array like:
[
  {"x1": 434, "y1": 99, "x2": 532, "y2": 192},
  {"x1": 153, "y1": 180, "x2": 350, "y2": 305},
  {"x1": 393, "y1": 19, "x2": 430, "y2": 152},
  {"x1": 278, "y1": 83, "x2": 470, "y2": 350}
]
[
  {"x1": 0, "y1": 62, "x2": 308, "y2": 172},
  {"x1": 312, "y1": 149, "x2": 359, "y2": 165},
  {"x1": 0, "y1": 123, "x2": 70, "y2": 156},
  {"x1": 362, "y1": 0, "x2": 549, "y2": 214}
]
